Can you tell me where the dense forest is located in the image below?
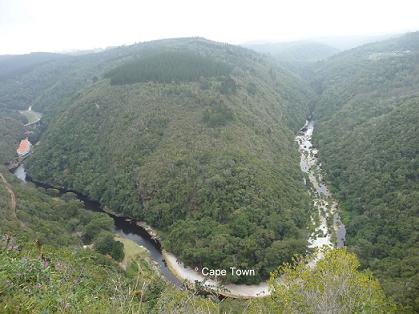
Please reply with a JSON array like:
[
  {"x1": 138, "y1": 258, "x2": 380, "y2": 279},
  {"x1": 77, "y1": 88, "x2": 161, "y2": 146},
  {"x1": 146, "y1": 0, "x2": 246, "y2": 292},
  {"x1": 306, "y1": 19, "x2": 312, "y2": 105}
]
[
  {"x1": 309, "y1": 32, "x2": 419, "y2": 311},
  {"x1": 26, "y1": 39, "x2": 316, "y2": 284},
  {"x1": 105, "y1": 51, "x2": 232, "y2": 84}
]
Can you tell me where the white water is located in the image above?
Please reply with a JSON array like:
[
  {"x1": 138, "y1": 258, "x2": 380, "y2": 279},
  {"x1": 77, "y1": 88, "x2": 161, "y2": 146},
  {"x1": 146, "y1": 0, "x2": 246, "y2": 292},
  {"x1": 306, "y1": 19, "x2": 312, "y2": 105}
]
[{"x1": 296, "y1": 120, "x2": 346, "y2": 265}]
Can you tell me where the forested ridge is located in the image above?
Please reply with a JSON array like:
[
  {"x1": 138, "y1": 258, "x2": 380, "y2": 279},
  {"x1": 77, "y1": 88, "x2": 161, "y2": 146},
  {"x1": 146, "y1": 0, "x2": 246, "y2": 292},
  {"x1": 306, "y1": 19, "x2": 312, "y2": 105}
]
[
  {"x1": 309, "y1": 32, "x2": 419, "y2": 311},
  {"x1": 26, "y1": 39, "x2": 316, "y2": 284}
]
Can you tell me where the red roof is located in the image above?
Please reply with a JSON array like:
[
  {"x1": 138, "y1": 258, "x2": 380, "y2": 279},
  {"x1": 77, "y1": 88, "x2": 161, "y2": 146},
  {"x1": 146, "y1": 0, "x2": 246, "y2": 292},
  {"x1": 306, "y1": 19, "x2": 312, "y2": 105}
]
[{"x1": 17, "y1": 139, "x2": 31, "y2": 155}]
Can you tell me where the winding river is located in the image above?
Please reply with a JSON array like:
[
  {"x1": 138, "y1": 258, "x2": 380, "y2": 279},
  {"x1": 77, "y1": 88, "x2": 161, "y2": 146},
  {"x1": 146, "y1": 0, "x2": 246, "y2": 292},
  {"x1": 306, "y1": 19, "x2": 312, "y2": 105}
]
[{"x1": 12, "y1": 119, "x2": 345, "y2": 298}]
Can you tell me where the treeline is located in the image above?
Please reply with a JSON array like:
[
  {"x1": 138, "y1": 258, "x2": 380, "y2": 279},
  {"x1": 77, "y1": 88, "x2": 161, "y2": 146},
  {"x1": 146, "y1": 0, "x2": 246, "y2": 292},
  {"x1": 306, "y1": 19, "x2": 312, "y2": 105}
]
[{"x1": 105, "y1": 51, "x2": 232, "y2": 85}]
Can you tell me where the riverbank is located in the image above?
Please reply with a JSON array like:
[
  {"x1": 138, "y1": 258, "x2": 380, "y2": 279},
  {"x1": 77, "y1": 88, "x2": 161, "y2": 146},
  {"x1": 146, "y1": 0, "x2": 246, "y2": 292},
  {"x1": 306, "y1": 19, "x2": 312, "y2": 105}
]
[
  {"x1": 163, "y1": 251, "x2": 269, "y2": 298},
  {"x1": 296, "y1": 120, "x2": 346, "y2": 259}
]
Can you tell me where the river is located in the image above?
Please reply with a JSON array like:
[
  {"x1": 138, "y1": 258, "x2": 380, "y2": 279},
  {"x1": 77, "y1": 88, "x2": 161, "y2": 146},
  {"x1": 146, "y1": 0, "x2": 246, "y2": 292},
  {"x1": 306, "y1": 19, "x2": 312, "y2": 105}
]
[
  {"x1": 12, "y1": 119, "x2": 345, "y2": 298},
  {"x1": 12, "y1": 164, "x2": 183, "y2": 288},
  {"x1": 296, "y1": 120, "x2": 346, "y2": 253}
]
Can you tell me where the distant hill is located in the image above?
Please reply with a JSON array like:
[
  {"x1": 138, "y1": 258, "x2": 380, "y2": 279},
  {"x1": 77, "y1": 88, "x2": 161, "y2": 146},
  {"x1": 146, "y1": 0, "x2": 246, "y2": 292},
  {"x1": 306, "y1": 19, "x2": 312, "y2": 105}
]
[
  {"x1": 244, "y1": 41, "x2": 339, "y2": 79},
  {"x1": 26, "y1": 38, "x2": 316, "y2": 284},
  {"x1": 244, "y1": 41, "x2": 339, "y2": 63},
  {"x1": 313, "y1": 32, "x2": 403, "y2": 50},
  {"x1": 310, "y1": 31, "x2": 419, "y2": 310},
  {"x1": 0, "y1": 52, "x2": 67, "y2": 79}
]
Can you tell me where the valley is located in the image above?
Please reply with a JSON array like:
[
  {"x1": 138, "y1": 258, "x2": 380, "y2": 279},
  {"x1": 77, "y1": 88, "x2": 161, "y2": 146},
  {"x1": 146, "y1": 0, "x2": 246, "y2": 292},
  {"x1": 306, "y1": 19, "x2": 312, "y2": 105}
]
[
  {"x1": 9, "y1": 114, "x2": 346, "y2": 299},
  {"x1": 0, "y1": 32, "x2": 417, "y2": 312}
]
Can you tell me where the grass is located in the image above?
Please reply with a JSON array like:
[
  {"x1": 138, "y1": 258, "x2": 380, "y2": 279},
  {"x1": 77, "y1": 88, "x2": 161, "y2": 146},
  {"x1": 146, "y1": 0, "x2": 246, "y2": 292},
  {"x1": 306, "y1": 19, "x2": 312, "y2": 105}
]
[
  {"x1": 114, "y1": 234, "x2": 151, "y2": 269},
  {"x1": 20, "y1": 110, "x2": 41, "y2": 124}
]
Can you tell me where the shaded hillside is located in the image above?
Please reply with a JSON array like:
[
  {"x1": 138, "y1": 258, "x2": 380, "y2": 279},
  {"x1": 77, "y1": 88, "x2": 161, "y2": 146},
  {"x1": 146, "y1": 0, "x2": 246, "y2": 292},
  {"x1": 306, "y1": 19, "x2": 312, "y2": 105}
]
[
  {"x1": 245, "y1": 41, "x2": 339, "y2": 63},
  {"x1": 311, "y1": 31, "x2": 419, "y2": 311},
  {"x1": 0, "y1": 111, "x2": 24, "y2": 164},
  {"x1": 0, "y1": 52, "x2": 67, "y2": 79},
  {"x1": 245, "y1": 41, "x2": 339, "y2": 79},
  {"x1": 27, "y1": 39, "x2": 316, "y2": 284},
  {"x1": 0, "y1": 50, "x2": 115, "y2": 114}
]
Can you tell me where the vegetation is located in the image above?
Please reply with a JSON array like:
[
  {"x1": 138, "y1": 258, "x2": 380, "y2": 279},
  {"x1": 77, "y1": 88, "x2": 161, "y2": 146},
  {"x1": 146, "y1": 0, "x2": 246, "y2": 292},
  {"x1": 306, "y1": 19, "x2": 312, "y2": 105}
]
[
  {"x1": 0, "y1": 52, "x2": 66, "y2": 79},
  {"x1": 20, "y1": 109, "x2": 41, "y2": 124},
  {"x1": 250, "y1": 248, "x2": 397, "y2": 313},
  {"x1": 245, "y1": 41, "x2": 339, "y2": 63},
  {"x1": 245, "y1": 41, "x2": 339, "y2": 79},
  {"x1": 0, "y1": 168, "x2": 246, "y2": 313},
  {"x1": 94, "y1": 234, "x2": 125, "y2": 261},
  {"x1": 0, "y1": 112, "x2": 24, "y2": 164},
  {"x1": 1, "y1": 34, "x2": 418, "y2": 310},
  {"x1": 105, "y1": 51, "x2": 232, "y2": 85},
  {"x1": 0, "y1": 168, "x2": 113, "y2": 247},
  {"x1": 202, "y1": 102, "x2": 234, "y2": 127},
  {"x1": 0, "y1": 207, "x2": 392, "y2": 313},
  {"x1": 310, "y1": 32, "x2": 419, "y2": 311},
  {"x1": 26, "y1": 39, "x2": 315, "y2": 284},
  {"x1": 0, "y1": 235, "x2": 239, "y2": 314}
]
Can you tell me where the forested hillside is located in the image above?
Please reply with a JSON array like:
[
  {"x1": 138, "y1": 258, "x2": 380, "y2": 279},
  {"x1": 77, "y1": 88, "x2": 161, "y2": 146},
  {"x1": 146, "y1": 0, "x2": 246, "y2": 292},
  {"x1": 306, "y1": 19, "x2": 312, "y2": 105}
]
[
  {"x1": 311, "y1": 32, "x2": 419, "y2": 311},
  {"x1": 0, "y1": 112, "x2": 24, "y2": 164},
  {"x1": 0, "y1": 168, "x2": 251, "y2": 313},
  {"x1": 26, "y1": 38, "x2": 316, "y2": 284},
  {"x1": 0, "y1": 52, "x2": 67, "y2": 79}
]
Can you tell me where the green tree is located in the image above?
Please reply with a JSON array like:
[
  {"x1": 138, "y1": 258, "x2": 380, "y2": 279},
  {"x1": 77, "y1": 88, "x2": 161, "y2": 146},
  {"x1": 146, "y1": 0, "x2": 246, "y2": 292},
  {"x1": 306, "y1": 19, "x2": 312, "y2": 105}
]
[
  {"x1": 261, "y1": 248, "x2": 397, "y2": 313},
  {"x1": 94, "y1": 234, "x2": 125, "y2": 262},
  {"x1": 82, "y1": 214, "x2": 114, "y2": 243}
]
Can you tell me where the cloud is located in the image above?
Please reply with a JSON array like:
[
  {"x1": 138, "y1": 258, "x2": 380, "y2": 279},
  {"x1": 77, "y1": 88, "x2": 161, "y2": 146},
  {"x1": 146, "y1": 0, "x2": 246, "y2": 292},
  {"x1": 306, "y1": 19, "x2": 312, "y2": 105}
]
[{"x1": 1, "y1": 0, "x2": 419, "y2": 54}]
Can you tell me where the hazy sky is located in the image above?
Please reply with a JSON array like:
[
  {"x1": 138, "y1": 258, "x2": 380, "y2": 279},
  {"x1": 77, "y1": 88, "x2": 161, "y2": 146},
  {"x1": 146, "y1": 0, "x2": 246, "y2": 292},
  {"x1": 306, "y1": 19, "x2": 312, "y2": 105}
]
[{"x1": 1, "y1": 0, "x2": 419, "y2": 54}]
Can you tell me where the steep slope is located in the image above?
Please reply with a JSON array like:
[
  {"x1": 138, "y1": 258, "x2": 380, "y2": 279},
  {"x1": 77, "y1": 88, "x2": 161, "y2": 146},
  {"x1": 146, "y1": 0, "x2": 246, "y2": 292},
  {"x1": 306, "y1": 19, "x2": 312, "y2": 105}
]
[
  {"x1": 311, "y1": 32, "x2": 419, "y2": 310},
  {"x1": 0, "y1": 52, "x2": 67, "y2": 79},
  {"x1": 0, "y1": 44, "x2": 162, "y2": 114},
  {"x1": 0, "y1": 169, "x2": 394, "y2": 313},
  {"x1": 27, "y1": 38, "x2": 316, "y2": 284},
  {"x1": 0, "y1": 112, "x2": 24, "y2": 164},
  {"x1": 0, "y1": 168, "x2": 245, "y2": 313}
]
